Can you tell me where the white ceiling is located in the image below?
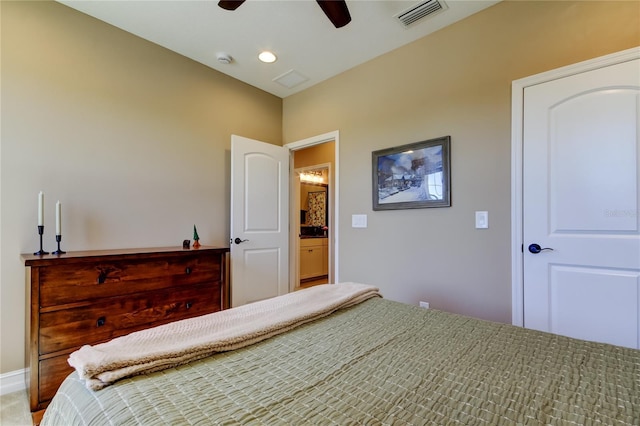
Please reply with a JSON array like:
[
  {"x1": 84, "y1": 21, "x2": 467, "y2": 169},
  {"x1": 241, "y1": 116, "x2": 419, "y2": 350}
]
[{"x1": 57, "y1": 0, "x2": 500, "y2": 98}]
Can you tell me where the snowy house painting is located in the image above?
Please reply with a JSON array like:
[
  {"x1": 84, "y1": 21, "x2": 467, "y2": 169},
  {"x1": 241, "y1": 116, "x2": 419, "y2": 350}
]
[{"x1": 372, "y1": 136, "x2": 451, "y2": 210}]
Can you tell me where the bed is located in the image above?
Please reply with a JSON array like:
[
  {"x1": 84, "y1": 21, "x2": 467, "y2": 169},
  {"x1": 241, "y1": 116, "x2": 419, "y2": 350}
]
[{"x1": 42, "y1": 283, "x2": 639, "y2": 425}]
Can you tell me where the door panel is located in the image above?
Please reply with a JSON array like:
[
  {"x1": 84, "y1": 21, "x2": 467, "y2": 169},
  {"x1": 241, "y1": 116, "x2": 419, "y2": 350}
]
[
  {"x1": 242, "y1": 248, "x2": 281, "y2": 303},
  {"x1": 551, "y1": 89, "x2": 638, "y2": 233},
  {"x1": 549, "y1": 266, "x2": 639, "y2": 347},
  {"x1": 230, "y1": 135, "x2": 289, "y2": 307},
  {"x1": 523, "y1": 58, "x2": 640, "y2": 348},
  {"x1": 245, "y1": 153, "x2": 281, "y2": 231}
]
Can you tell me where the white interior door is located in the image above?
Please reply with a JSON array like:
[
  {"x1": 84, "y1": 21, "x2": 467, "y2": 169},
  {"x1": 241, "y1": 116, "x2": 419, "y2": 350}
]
[
  {"x1": 230, "y1": 135, "x2": 289, "y2": 307},
  {"x1": 523, "y1": 58, "x2": 640, "y2": 348}
]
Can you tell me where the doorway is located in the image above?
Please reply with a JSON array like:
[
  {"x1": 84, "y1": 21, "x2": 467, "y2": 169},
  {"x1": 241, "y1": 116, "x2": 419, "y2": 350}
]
[
  {"x1": 296, "y1": 163, "x2": 331, "y2": 289},
  {"x1": 285, "y1": 131, "x2": 339, "y2": 292}
]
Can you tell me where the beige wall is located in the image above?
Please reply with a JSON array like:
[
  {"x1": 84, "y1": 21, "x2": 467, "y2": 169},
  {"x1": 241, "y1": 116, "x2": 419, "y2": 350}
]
[
  {"x1": 1, "y1": 1, "x2": 282, "y2": 373},
  {"x1": 294, "y1": 142, "x2": 335, "y2": 169},
  {"x1": 283, "y1": 1, "x2": 640, "y2": 323}
]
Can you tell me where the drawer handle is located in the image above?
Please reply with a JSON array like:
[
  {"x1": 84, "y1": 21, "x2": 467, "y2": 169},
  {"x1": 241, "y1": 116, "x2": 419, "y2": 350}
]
[
  {"x1": 186, "y1": 302, "x2": 193, "y2": 309},
  {"x1": 97, "y1": 272, "x2": 107, "y2": 284},
  {"x1": 185, "y1": 267, "x2": 192, "y2": 275},
  {"x1": 96, "y1": 316, "x2": 106, "y2": 327}
]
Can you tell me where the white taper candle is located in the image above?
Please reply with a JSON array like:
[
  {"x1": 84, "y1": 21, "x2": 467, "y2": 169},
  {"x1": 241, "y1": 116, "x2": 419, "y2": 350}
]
[
  {"x1": 38, "y1": 191, "x2": 44, "y2": 226},
  {"x1": 56, "y1": 201, "x2": 61, "y2": 235}
]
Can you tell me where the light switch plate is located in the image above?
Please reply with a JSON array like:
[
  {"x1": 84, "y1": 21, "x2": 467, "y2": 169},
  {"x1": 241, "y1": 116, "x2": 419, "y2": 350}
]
[
  {"x1": 475, "y1": 211, "x2": 488, "y2": 229},
  {"x1": 352, "y1": 214, "x2": 367, "y2": 228}
]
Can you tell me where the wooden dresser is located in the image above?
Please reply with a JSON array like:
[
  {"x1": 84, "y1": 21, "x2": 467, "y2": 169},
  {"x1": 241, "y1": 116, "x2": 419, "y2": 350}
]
[{"x1": 23, "y1": 246, "x2": 229, "y2": 421}]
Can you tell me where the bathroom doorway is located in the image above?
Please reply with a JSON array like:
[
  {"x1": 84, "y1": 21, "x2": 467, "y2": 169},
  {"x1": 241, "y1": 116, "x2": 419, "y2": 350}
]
[
  {"x1": 297, "y1": 164, "x2": 330, "y2": 288},
  {"x1": 291, "y1": 141, "x2": 335, "y2": 289}
]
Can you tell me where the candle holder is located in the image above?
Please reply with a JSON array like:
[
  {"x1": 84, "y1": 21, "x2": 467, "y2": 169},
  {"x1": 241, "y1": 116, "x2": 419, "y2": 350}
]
[
  {"x1": 52, "y1": 235, "x2": 66, "y2": 255},
  {"x1": 34, "y1": 225, "x2": 49, "y2": 256}
]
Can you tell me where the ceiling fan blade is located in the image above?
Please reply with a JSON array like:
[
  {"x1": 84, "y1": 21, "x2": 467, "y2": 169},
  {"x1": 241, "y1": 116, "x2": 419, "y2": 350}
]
[
  {"x1": 316, "y1": 0, "x2": 351, "y2": 28},
  {"x1": 218, "y1": 0, "x2": 245, "y2": 11}
]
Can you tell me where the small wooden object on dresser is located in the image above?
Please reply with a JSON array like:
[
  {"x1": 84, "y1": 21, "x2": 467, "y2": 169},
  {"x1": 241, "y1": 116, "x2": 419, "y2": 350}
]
[{"x1": 23, "y1": 246, "x2": 229, "y2": 423}]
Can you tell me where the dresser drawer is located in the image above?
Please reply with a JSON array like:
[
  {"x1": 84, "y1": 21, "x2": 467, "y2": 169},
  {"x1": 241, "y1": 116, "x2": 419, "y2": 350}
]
[
  {"x1": 39, "y1": 281, "x2": 220, "y2": 354},
  {"x1": 39, "y1": 355, "x2": 73, "y2": 407},
  {"x1": 39, "y1": 254, "x2": 221, "y2": 307}
]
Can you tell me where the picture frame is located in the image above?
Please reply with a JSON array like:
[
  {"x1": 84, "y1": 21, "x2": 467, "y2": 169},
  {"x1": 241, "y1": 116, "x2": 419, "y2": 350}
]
[{"x1": 372, "y1": 136, "x2": 451, "y2": 210}]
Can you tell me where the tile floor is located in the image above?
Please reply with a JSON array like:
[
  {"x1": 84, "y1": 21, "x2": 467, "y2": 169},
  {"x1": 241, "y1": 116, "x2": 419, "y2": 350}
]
[{"x1": 0, "y1": 391, "x2": 32, "y2": 426}]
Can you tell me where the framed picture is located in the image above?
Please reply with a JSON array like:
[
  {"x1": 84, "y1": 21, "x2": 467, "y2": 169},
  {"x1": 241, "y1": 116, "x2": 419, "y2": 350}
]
[{"x1": 372, "y1": 136, "x2": 450, "y2": 210}]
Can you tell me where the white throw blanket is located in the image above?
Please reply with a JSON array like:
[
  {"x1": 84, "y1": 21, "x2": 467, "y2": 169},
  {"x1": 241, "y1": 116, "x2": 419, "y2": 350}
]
[{"x1": 68, "y1": 282, "x2": 380, "y2": 390}]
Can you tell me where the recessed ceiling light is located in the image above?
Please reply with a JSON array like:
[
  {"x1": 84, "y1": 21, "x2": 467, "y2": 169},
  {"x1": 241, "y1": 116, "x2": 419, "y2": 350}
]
[{"x1": 258, "y1": 51, "x2": 277, "y2": 63}]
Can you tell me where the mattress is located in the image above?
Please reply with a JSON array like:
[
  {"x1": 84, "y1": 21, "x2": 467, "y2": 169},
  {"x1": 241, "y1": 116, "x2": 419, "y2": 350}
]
[{"x1": 42, "y1": 297, "x2": 640, "y2": 425}]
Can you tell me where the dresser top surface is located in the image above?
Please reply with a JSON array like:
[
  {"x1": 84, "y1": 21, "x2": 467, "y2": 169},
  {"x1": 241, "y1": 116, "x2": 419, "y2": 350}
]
[{"x1": 22, "y1": 246, "x2": 229, "y2": 266}]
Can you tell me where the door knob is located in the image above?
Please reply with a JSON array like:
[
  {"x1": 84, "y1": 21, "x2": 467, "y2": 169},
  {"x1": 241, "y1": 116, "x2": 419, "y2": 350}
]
[
  {"x1": 528, "y1": 243, "x2": 554, "y2": 254},
  {"x1": 233, "y1": 238, "x2": 249, "y2": 244}
]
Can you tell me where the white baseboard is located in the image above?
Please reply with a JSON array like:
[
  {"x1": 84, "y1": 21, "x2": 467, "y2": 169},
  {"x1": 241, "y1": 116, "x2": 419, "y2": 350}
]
[{"x1": 0, "y1": 369, "x2": 26, "y2": 395}]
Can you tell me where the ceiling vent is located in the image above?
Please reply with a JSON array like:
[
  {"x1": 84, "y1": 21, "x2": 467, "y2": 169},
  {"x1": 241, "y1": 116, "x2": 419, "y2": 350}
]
[
  {"x1": 273, "y1": 69, "x2": 309, "y2": 89},
  {"x1": 395, "y1": 0, "x2": 448, "y2": 28}
]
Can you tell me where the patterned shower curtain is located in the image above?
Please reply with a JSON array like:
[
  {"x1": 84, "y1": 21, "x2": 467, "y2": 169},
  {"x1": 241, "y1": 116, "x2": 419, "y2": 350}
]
[{"x1": 307, "y1": 191, "x2": 326, "y2": 226}]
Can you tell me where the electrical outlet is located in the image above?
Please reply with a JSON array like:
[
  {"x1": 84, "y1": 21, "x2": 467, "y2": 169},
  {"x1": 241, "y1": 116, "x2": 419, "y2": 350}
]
[{"x1": 419, "y1": 301, "x2": 430, "y2": 309}]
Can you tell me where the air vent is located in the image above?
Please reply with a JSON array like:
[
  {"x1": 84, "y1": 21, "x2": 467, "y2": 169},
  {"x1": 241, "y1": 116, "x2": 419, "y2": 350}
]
[
  {"x1": 395, "y1": 0, "x2": 448, "y2": 28},
  {"x1": 273, "y1": 69, "x2": 309, "y2": 89}
]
